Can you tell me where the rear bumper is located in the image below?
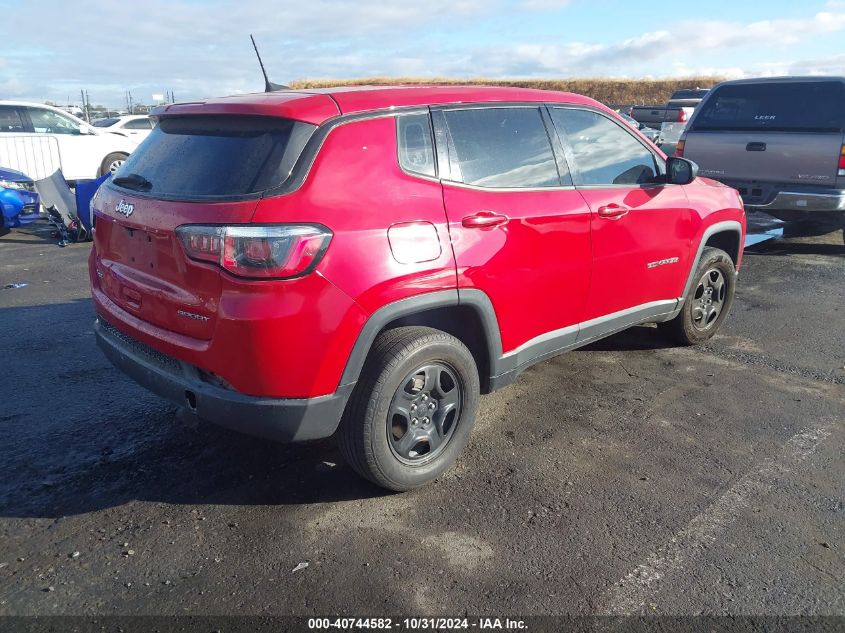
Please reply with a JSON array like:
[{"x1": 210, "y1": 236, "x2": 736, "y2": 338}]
[
  {"x1": 95, "y1": 318, "x2": 351, "y2": 442},
  {"x1": 745, "y1": 189, "x2": 845, "y2": 213}
]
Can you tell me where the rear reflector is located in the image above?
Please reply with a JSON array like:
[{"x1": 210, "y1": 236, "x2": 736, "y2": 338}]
[
  {"x1": 675, "y1": 140, "x2": 685, "y2": 157},
  {"x1": 177, "y1": 224, "x2": 332, "y2": 279}
]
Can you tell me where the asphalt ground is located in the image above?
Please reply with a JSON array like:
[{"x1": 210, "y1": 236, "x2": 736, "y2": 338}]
[{"x1": 0, "y1": 220, "x2": 842, "y2": 630}]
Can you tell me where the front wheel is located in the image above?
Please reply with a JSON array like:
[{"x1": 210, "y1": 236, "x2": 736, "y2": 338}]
[
  {"x1": 658, "y1": 247, "x2": 736, "y2": 345},
  {"x1": 99, "y1": 152, "x2": 128, "y2": 177},
  {"x1": 338, "y1": 326, "x2": 480, "y2": 491}
]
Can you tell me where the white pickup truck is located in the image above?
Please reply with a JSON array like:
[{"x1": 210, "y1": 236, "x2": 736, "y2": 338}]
[{"x1": 0, "y1": 101, "x2": 137, "y2": 183}]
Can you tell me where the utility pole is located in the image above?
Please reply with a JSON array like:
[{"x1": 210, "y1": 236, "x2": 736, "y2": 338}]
[{"x1": 80, "y1": 89, "x2": 89, "y2": 123}]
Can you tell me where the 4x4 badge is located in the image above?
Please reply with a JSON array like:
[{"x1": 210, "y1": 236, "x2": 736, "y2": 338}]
[{"x1": 115, "y1": 200, "x2": 134, "y2": 217}]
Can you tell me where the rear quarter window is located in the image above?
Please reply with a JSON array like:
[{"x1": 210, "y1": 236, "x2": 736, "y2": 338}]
[
  {"x1": 0, "y1": 106, "x2": 28, "y2": 133},
  {"x1": 397, "y1": 113, "x2": 436, "y2": 178},
  {"x1": 113, "y1": 115, "x2": 316, "y2": 200},
  {"x1": 692, "y1": 81, "x2": 845, "y2": 133}
]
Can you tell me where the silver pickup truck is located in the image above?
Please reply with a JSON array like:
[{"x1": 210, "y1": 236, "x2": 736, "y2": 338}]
[
  {"x1": 678, "y1": 77, "x2": 845, "y2": 238},
  {"x1": 630, "y1": 88, "x2": 709, "y2": 130}
]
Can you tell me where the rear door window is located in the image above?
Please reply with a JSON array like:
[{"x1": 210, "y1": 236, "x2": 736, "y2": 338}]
[
  {"x1": 441, "y1": 107, "x2": 562, "y2": 188},
  {"x1": 692, "y1": 81, "x2": 845, "y2": 132},
  {"x1": 550, "y1": 108, "x2": 659, "y2": 186},
  {"x1": 112, "y1": 115, "x2": 316, "y2": 200}
]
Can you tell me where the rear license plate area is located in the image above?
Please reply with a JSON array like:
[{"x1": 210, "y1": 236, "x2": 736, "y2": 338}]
[{"x1": 122, "y1": 226, "x2": 158, "y2": 271}]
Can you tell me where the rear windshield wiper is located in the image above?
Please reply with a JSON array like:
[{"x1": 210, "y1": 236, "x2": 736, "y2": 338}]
[{"x1": 113, "y1": 173, "x2": 153, "y2": 192}]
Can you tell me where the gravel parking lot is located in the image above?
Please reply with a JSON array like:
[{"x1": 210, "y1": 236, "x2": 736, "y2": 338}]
[{"x1": 0, "y1": 222, "x2": 842, "y2": 624}]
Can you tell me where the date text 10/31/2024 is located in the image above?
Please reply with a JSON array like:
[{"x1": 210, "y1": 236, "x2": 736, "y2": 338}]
[{"x1": 307, "y1": 617, "x2": 528, "y2": 630}]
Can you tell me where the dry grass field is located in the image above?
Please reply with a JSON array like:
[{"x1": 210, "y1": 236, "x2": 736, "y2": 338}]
[{"x1": 290, "y1": 77, "x2": 724, "y2": 106}]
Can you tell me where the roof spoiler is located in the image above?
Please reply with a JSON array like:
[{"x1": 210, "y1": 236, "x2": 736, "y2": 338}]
[{"x1": 250, "y1": 34, "x2": 290, "y2": 92}]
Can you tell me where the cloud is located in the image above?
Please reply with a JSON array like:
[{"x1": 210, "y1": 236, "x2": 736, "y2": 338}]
[
  {"x1": 474, "y1": 11, "x2": 845, "y2": 76},
  {"x1": 518, "y1": 0, "x2": 573, "y2": 8},
  {"x1": 0, "y1": 1, "x2": 842, "y2": 105},
  {"x1": 0, "y1": 0, "x2": 489, "y2": 104}
]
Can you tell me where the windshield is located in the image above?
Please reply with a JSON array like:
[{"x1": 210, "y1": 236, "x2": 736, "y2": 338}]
[
  {"x1": 112, "y1": 115, "x2": 316, "y2": 200},
  {"x1": 692, "y1": 81, "x2": 845, "y2": 132}
]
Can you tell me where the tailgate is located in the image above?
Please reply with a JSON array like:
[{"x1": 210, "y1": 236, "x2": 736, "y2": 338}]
[
  {"x1": 684, "y1": 131, "x2": 842, "y2": 186},
  {"x1": 90, "y1": 112, "x2": 321, "y2": 341},
  {"x1": 93, "y1": 185, "x2": 257, "y2": 340},
  {"x1": 632, "y1": 107, "x2": 670, "y2": 129}
]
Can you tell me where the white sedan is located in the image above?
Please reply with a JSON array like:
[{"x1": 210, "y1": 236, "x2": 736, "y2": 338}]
[
  {"x1": 93, "y1": 115, "x2": 155, "y2": 145},
  {"x1": 0, "y1": 101, "x2": 137, "y2": 182}
]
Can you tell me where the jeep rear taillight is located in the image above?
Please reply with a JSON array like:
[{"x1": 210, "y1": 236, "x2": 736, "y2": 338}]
[
  {"x1": 176, "y1": 225, "x2": 332, "y2": 279},
  {"x1": 839, "y1": 144, "x2": 845, "y2": 177},
  {"x1": 675, "y1": 140, "x2": 685, "y2": 157},
  {"x1": 676, "y1": 109, "x2": 687, "y2": 123}
]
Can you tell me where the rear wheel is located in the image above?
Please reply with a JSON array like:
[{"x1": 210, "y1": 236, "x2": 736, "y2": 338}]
[
  {"x1": 338, "y1": 326, "x2": 480, "y2": 491},
  {"x1": 658, "y1": 247, "x2": 736, "y2": 345},
  {"x1": 99, "y1": 152, "x2": 128, "y2": 177}
]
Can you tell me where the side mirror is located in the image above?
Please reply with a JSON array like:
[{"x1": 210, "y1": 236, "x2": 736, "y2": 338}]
[{"x1": 666, "y1": 156, "x2": 698, "y2": 185}]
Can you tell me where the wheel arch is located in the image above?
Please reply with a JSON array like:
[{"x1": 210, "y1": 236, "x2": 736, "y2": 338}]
[
  {"x1": 338, "y1": 289, "x2": 503, "y2": 394},
  {"x1": 704, "y1": 229, "x2": 741, "y2": 268},
  {"x1": 99, "y1": 151, "x2": 129, "y2": 177},
  {"x1": 681, "y1": 221, "x2": 743, "y2": 300}
]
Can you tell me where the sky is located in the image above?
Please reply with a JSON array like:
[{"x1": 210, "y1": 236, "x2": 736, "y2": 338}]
[{"x1": 1, "y1": 0, "x2": 844, "y2": 107}]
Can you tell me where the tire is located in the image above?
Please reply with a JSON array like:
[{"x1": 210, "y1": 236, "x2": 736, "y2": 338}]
[
  {"x1": 658, "y1": 247, "x2": 736, "y2": 346},
  {"x1": 338, "y1": 326, "x2": 480, "y2": 491},
  {"x1": 99, "y1": 152, "x2": 128, "y2": 177}
]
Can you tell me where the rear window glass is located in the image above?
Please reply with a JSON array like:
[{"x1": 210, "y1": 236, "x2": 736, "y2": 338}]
[
  {"x1": 113, "y1": 115, "x2": 315, "y2": 199},
  {"x1": 692, "y1": 82, "x2": 845, "y2": 132},
  {"x1": 124, "y1": 118, "x2": 153, "y2": 130},
  {"x1": 669, "y1": 89, "x2": 709, "y2": 101}
]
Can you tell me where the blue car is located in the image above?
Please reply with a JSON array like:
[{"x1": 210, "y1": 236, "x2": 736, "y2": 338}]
[{"x1": 0, "y1": 167, "x2": 40, "y2": 229}]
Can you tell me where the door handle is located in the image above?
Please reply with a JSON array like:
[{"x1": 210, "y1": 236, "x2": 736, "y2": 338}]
[
  {"x1": 597, "y1": 204, "x2": 630, "y2": 219},
  {"x1": 462, "y1": 211, "x2": 509, "y2": 229}
]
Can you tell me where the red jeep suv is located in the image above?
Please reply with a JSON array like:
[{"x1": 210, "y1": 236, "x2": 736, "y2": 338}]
[{"x1": 89, "y1": 86, "x2": 746, "y2": 490}]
